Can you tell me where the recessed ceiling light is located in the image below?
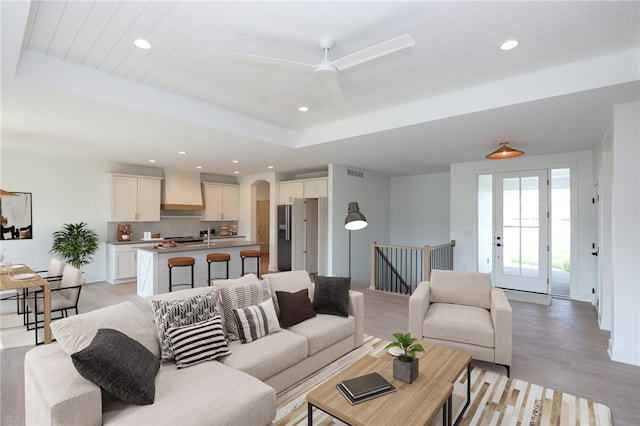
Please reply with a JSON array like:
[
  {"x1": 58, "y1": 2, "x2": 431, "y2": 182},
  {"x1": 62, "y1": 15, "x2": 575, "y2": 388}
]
[
  {"x1": 178, "y1": 151, "x2": 187, "y2": 155},
  {"x1": 500, "y1": 39, "x2": 519, "y2": 51},
  {"x1": 232, "y1": 160, "x2": 239, "y2": 163},
  {"x1": 298, "y1": 106, "x2": 309, "y2": 112},
  {"x1": 196, "y1": 166, "x2": 202, "y2": 169},
  {"x1": 134, "y1": 39, "x2": 151, "y2": 49},
  {"x1": 267, "y1": 165, "x2": 274, "y2": 169},
  {"x1": 148, "y1": 159, "x2": 156, "y2": 163},
  {"x1": 233, "y1": 171, "x2": 240, "y2": 174}
]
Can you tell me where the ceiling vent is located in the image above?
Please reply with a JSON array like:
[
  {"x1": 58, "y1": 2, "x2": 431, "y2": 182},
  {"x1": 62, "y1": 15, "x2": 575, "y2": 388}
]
[{"x1": 347, "y1": 168, "x2": 364, "y2": 178}]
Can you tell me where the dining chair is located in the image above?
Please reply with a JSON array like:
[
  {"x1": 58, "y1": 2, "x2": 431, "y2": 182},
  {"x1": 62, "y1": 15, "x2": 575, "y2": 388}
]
[
  {"x1": 25, "y1": 264, "x2": 83, "y2": 345},
  {"x1": 16, "y1": 258, "x2": 66, "y2": 324}
]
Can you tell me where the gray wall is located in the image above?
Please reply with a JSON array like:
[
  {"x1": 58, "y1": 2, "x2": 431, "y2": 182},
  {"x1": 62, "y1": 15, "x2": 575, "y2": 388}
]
[
  {"x1": 389, "y1": 172, "x2": 450, "y2": 247},
  {"x1": 328, "y1": 164, "x2": 390, "y2": 286}
]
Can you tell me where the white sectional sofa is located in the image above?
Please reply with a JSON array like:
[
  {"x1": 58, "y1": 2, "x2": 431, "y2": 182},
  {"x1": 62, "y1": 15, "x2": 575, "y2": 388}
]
[{"x1": 24, "y1": 271, "x2": 364, "y2": 425}]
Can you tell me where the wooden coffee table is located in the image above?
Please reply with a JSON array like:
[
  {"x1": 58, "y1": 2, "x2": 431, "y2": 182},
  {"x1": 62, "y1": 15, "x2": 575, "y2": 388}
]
[{"x1": 306, "y1": 341, "x2": 472, "y2": 426}]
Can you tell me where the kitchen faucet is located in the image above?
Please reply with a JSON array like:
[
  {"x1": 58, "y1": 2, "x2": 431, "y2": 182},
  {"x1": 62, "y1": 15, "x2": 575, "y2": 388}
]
[{"x1": 207, "y1": 225, "x2": 211, "y2": 248}]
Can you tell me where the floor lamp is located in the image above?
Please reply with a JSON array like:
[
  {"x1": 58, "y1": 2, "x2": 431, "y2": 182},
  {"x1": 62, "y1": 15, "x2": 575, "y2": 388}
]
[{"x1": 344, "y1": 202, "x2": 368, "y2": 278}]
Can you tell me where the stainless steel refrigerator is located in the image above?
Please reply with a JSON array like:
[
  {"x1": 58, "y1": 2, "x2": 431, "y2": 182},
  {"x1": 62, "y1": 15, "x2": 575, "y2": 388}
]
[{"x1": 277, "y1": 204, "x2": 292, "y2": 270}]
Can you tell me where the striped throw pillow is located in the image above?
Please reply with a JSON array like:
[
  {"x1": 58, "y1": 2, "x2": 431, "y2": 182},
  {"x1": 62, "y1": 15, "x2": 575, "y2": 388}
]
[
  {"x1": 151, "y1": 291, "x2": 219, "y2": 361},
  {"x1": 166, "y1": 316, "x2": 230, "y2": 369},
  {"x1": 218, "y1": 280, "x2": 272, "y2": 341},
  {"x1": 232, "y1": 298, "x2": 281, "y2": 343}
]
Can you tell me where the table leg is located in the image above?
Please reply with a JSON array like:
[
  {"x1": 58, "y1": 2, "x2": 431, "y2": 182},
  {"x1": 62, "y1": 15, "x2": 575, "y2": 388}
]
[
  {"x1": 43, "y1": 285, "x2": 51, "y2": 344},
  {"x1": 307, "y1": 402, "x2": 313, "y2": 426},
  {"x1": 454, "y1": 364, "x2": 471, "y2": 426}
]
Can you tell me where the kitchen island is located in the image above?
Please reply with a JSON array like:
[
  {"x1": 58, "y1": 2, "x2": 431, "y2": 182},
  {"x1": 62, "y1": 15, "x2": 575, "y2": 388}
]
[{"x1": 136, "y1": 240, "x2": 261, "y2": 297}]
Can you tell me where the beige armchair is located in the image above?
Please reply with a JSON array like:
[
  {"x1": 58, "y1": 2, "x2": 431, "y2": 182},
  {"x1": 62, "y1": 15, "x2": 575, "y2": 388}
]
[{"x1": 409, "y1": 270, "x2": 512, "y2": 376}]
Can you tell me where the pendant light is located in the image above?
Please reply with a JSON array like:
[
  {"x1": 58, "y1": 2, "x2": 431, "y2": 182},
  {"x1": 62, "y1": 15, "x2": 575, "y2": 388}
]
[{"x1": 486, "y1": 142, "x2": 524, "y2": 160}]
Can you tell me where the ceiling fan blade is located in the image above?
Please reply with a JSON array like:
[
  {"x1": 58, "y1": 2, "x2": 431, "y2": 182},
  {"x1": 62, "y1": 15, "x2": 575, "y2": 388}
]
[
  {"x1": 323, "y1": 79, "x2": 343, "y2": 103},
  {"x1": 231, "y1": 52, "x2": 315, "y2": 72},
  {"x1": 332, "y1": 34, "x2": 415, "y2": 71}
]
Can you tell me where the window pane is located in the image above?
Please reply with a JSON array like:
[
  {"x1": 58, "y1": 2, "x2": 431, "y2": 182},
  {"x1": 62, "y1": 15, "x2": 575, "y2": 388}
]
[
  {"x1": 521, "y1": 227, "x2": 539, "y2": 278},
  {"x1": 503, "y1": 178, "x2": 520, "y2": 227},
  {"x1": 503, "y1": 226, "x2": 520, "y2": 276},
  {"x1": 551, "y1": 168, "x2": 571, "y2": 296}
]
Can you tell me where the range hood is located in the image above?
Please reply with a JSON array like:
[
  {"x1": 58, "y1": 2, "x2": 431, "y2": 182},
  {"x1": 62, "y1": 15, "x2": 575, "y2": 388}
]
[{"x1": 161, "y1": 170, "x2": 204, "y2": 211}]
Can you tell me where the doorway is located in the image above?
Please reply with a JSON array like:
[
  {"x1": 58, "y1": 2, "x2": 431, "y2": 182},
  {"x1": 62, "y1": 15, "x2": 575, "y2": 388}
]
[
  {"x1": 478, "y1": 168, "x2": 572, "y2": 296},
  {"x1": 494, "y1": 170, "x2": 549, "y2": 293},
  {"x1": 254, "y1": 181, "x2": 270, "y2": 270}
]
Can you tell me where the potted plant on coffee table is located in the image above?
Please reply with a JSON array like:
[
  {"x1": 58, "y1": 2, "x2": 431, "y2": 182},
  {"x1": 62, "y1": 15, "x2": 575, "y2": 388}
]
[
  {"x1": 385, "y1": 332, "x2": 425, "y2": 384},
  {"x1": 50, "y1": 222, "x2": 99, "y2": 270}
]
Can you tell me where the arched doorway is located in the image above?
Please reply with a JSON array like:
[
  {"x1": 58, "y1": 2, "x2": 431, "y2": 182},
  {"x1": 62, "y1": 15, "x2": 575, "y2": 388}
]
[{"x1": 252, "y1": 180, "x2": 270, "y2": 272}]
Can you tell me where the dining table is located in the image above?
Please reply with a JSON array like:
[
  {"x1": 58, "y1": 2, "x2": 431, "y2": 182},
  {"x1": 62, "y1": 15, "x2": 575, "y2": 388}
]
[{"x1": 0, "y1": 264, "x2": 52, "y2": 344}]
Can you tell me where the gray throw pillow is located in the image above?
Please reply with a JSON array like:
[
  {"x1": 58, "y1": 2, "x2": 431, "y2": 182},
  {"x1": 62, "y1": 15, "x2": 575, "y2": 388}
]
[
  {"x1": 276, "y1": 289, "x2": 316, "y2": 327},
  {"x1": 71, "y1": 328, "x2": 160, "y2": 405},
  {"x1": 313, "y1": 276, "x2": 351, "y2": 317}
]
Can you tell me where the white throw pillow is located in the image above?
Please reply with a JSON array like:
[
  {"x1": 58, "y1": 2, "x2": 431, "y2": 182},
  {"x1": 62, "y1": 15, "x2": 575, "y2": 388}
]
[
  {"x1": 50, "y1": 301, "x2": 161, "y2": 358},
  {"x1": 232, "y1": 298, "x2": 281, "y2": 343}
]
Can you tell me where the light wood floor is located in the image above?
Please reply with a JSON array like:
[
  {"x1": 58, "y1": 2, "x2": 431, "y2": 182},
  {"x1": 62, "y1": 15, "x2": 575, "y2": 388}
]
[{"x1": 2, "y1": 282, "x2": 639, "y2": 425}]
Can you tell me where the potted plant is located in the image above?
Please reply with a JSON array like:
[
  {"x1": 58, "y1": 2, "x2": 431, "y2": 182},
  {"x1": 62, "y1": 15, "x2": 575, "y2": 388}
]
[
  {"x1": 385, "y1": 332, "x2": 425, "y2": 384},
  {"x1": 50, "y1": 222, "x2": 99, "y2": 269}
]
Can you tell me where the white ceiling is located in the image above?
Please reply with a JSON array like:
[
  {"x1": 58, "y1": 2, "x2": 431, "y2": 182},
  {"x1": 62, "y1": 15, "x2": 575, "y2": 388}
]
[{"x1": 2, "y1": 1, "x2": 639, "y2": 177}]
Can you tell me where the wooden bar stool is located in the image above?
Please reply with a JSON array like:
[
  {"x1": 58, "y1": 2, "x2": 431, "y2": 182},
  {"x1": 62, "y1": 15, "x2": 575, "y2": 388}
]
[
  {"x1": 167, "y1": 257, "x2": 195, "y2": 292},
  {"x1": 240, "y1": 250, "x2": 261, "y2": 278},
  {"x1": 207, "y1": 253, "x2": 231, "y2": 285}
]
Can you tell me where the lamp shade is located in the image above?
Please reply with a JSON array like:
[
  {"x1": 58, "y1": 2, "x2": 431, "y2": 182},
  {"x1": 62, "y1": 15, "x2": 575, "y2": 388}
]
[
  {"x1": 345, "y1": 202, "x2": 367, "y2": 231},
  {"x1": 486, "y1": 142, "x2": 524, "y2": 160}
]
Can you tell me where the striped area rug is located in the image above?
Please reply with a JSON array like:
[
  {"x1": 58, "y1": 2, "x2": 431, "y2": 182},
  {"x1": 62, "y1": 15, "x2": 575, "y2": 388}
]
[{"x1": 276, "y1": 336, "x2": 612, "y2": 426}]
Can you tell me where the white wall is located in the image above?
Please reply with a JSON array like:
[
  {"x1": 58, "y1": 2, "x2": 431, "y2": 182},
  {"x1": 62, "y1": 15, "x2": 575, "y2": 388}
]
[
  {"x1": 609, "y1": 101, "x2": 640, "y2": 366},
  {"x1": 328, "y1": 164, "x2": 390, "y2": 285},
  {"x1": 449, "y1": 151, "x2": 595, "y2": 301},
  {"x1": 389, "y1": 172, "x2": 450, "y2": 246},
  {"x1": 1, "y1": 147, "x2": 116, "y2": 283}
]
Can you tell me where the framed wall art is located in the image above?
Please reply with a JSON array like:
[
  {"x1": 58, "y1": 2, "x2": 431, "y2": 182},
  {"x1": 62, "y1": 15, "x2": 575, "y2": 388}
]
[{"x1": 0, "y1": 192, "x2": 32, "y2": 240}]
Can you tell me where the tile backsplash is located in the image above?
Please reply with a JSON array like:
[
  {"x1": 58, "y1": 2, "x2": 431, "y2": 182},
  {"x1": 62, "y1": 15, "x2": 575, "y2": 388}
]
[{"x1": 107, "y1": 219, "x2": 237, "y2": 241}]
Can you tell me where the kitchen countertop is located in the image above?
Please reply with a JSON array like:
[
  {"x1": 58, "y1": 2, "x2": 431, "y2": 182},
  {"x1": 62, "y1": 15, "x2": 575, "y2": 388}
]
[
  {"x1": 138, "y1": 239, "x2": 262, "y2": 253},
  {"x1": 106, "y1": 235, "x2": 246, "y2": 245}
]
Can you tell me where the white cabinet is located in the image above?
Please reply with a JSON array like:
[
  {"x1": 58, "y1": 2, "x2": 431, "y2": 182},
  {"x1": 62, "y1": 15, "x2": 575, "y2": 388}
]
[
  {"x1": 109, "y1": 174, "x2": 162, "y2": 222},
  {"x1": 278, "y1": 181, "x2": 304, "y2": 204},
  {"x1": 203, "y1": 183, "x2": 239, "y2": 221},
  {"x1": 279, "y1": 178, "x2": 327, "y2": 204},
  {"x1": 106, "y1": 242, "x2": 155, "y2": 284},
  {"x1": 303, "y1": 178, "x2": 327, "y2": 198}
]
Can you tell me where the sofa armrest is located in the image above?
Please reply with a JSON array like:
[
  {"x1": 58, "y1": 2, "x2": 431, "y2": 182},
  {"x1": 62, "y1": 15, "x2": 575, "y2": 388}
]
[
  {"x1": 490, "y1": 288, "x2": 512, "y2": 366},
  {"x1": 348, "y1": 290, "x2": 364, "y2": 348},
  {"x1": 25, "y1": 344, "x2": 102, "y2": 426},
  {"x1": 409, "y1": 281, "x2": 431, "y2": 339}
]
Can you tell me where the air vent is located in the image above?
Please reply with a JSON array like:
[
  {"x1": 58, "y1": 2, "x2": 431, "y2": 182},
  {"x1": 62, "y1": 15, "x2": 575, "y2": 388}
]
[{"x1": 347, "y1": 169, "x2": 364, "y2": 178}]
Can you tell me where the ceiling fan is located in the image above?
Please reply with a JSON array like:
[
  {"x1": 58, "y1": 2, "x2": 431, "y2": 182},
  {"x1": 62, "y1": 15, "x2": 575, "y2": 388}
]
[{"x1": 232, "y1": 34, "x2": 415, "y2": 102}]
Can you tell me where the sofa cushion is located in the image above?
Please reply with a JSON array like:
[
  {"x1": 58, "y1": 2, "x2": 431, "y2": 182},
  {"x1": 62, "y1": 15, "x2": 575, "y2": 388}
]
[
  {"x1": 233, "y1": 298, "x2": 281, "y2": 343},
  {"x1": 50, "y1": 301, "x2": 160, "y2": 358},
  {"x1": 166, "y1": 316, "x2": 231, "y2": 368},
  {"x1": 276, "y1": 289, "x2": 316, "y2": 327},
  {"x1": 266, "y1": 270, "x2": 314, "y2": 316},
  {"x1": 151, "y1": 291, "x2": 219, "y2": 361},
  {"x1": 429, "y1": 270, "x2": 492, "y2": 309},
  {"x1": 313, "y1": 275, "x2": 350, "y2": 317},
  {"x1": 287, "y1": 313, "x2": 356, "y2": 356},
  {"x1": 220, "y1": 329, "x2": 308, "y2": 381},
  {"x1": 217, "y1": 279, "x2": 272, "y2": 341},
  {"x1": 423, "y1": 303, "x2": 495, "y2": 348},
  {"x1": 102, "y1": 360, "x2": 276, "y2": 426},
  {"x1": 71, "y1": 328, "x2": 160, "y2": 405}
]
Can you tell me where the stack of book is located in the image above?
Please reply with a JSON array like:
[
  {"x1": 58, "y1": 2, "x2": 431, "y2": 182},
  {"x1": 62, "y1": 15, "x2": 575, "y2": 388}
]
[{"x1": 336, "y1": 372, "x2": 396, "y2": 405}]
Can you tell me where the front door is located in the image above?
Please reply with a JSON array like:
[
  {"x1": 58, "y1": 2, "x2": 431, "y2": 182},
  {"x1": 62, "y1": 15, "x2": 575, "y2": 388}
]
[{"x1": 494, "y1": 170, "x2": 549, "y2": 293}]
